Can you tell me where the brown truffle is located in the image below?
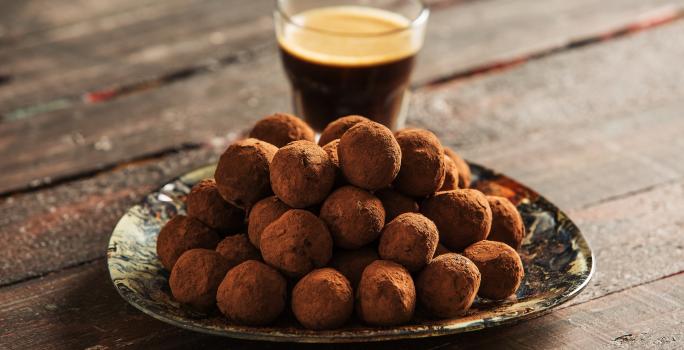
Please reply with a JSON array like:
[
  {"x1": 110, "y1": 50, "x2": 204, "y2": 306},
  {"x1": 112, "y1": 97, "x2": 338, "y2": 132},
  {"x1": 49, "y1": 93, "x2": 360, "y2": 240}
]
[
  {"x1": 444, "y1": 147, "x2": 471, "y2": 188},
  {"x1": 433, "y1": 243, "x2": 451, "y2": 258},
  {"x1": 378, "y1": 213, "x2": 439, "y2": 272},
  {"x1": 247, "y1": 196, "x2": 290, "y2": 249},
  {"x1": 329, "y1": 247, "x2": 379, "y2": 288},
  {"x1": 156, "y1": 215, "x2": 221, "y2": 271},
  {"x1": 356, "y1": 260, "x2": 416, "y2": 326},
  {"x1": 338, "y1": 121, "x2": 401, "y2": 190},
  {"x1": 322, "y1": 139, "x2": 345, "y2": 187},
  {"x1": 216, "y1": 260, "x2": 287, "y2": 326},
  {"x1": 270, "y1": 140, "x2": 336, "y2": 208},
  {"x1": 375, "y1": 188, "x2": 419, "y2": 223},
  {"x1": 463, "y1": 240, "x2": 524, "y2": 300},
  {"x1": 169, "y1": 249, "x2": 230, "y2": 310},
  {"x1": 215, "y1": 234, "x2": 261, "y2": 269},
  {"x1": 292, "y1": 268, "x2": 354, "y2": 330},
  {"x1": 186, "y1": 178, "x2": 244, "y2": 233},
  {"x1": 249, "y1": 113, "x2": 315, "y2": 147},
  {"x1": 318, "y1": 115, "x2": 370, "y2": 146},
  {"x1": 214, "y1": 138, "x2": 277, "y2": 209},
  {"x1": 438, "y1": 155, "x2": 459, "y2": 192},
  {"x1": 421, "y1": 189, "x2": 492, "y2": 251},
  {"x1": 260, "y1": 209, "x2": 333, "y2": 277},
  {"x1": 394, "y1": 129, "x2": 446, "y2": 197},
  {"x1": 416, "y1": 253, "x2": 481, "y2": 318},
  {"x1": 487, "y1": 196, "x2": 525, "y2": 250},
  {"x1": 319, "y1": 186, "x2": 385, "y2": 249}
]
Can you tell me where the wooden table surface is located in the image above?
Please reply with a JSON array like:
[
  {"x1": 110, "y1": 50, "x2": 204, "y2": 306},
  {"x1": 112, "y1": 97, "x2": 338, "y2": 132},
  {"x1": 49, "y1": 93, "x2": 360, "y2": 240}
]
[{"x1": 2, "y1": 0, "x2": 684, "y2": 348}]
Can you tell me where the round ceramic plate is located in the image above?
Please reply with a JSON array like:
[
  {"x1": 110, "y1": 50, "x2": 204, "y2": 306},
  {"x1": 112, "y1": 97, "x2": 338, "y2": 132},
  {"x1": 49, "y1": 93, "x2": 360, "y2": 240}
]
[{"x1": 107, "y1": 163, "x2": 594, "y2": 343}]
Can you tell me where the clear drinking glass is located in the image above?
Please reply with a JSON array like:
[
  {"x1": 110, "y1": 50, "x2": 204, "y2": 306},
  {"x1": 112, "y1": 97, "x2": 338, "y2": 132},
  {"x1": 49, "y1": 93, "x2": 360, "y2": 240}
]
[{"x1": 275, "y1": 0, "x2": 429, "y2": 131}]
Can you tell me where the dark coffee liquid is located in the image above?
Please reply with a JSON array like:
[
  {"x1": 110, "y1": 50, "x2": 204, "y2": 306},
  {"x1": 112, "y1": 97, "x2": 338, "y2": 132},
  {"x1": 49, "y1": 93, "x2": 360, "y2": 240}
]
[{"x1": 279, "y1": 47, "x2": 415, "y2": 131}]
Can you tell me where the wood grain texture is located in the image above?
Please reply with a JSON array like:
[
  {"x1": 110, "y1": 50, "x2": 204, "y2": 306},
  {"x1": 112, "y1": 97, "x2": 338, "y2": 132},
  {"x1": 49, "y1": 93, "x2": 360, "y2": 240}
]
[
  {"x1": 2, "y1": 0, "x2": 682, "y2": 114},
  {"x1": 3, "y1": 20, "x2": 684, "y2": 286},
  {"x1": 3, "y1": 13, "x2": 684, "y2": 196},
  {"x1": 1, "y1": 259, "x2": 682, "y2": 349}
]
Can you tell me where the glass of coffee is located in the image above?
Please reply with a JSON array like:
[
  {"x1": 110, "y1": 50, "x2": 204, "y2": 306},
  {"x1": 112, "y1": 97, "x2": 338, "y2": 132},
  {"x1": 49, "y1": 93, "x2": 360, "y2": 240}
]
[{"x1": 275, "y1": 0, "x2": 429, "y2": 131}]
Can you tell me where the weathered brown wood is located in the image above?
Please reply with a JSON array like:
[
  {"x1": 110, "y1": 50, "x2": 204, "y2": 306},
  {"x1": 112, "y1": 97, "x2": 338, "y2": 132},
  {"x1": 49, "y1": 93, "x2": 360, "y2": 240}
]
[
  {"x1": 1, "y1": 258, "x2": 682, "y2": 349},
  {"x1": 2, "y1": 0, "x2": 681, "y2": 115},
  {"x1": 3, "y1": 13, "x2": 684, "y2": 196},
  {"x1": 3, "y1": 20, "x2": 684, "y2": 285}
]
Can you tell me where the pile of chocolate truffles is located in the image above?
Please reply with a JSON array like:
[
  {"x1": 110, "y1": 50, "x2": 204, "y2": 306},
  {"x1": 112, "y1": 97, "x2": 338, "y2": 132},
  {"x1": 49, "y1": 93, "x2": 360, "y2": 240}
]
[{"x1": 157, "y1": 113, "x2": 526, "y2": 329}]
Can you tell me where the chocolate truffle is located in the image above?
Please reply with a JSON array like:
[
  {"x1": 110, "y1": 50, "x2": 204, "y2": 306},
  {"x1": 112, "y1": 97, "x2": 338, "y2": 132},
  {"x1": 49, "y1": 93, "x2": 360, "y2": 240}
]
[
  {"x1": 186, "y1": 178, "x2": 244, "y2": 233},
  {"x1": 378, "y1": 213, "x2": 439, "y2": 272},
  {"x1": 416, "y1": 253, "x2": 481, "y2": 318},
  {"x1": 292, "y1": 268, "x2": 354, "y2": 330},
  {"x1": 433, "y1": 243, "x2": 451, "y2": 258},
  {"x1": 444, "y1": 147, "x2": 471, "y2": 188},
  {"x1": 338, "y1": 121, "x2": 401, "y2": 190},
  {"x1": 375, "y1": 188, "x2": 419, "y2": 223},
  {"x1": 421, "y1": 189, "x2": 492, "y2": 251},
  {"x1": 393, "y1": 129, "x2": 446, "y2": 197},
  {"x1": 169, "y1": 249, "x2": 230, "y2": 310},
  {"x1": 319, "y1": 186, "x2": 385, "y2": 249},
  {"x1": 247, "y1": 196, "x2": 290, "y2": 249},
  {"x1": 356, "y1": 260, "x2": 416, "y2": 326},
  {"x1": 318, "y1": 115, "x2": 370, "y2": 146},
  {"x1": 329, "y1": 247, "x2": 379, "y2": 288},
  {"x1": 156, "y1": 215, "x2": 221, "y2": 270},
  {"x1": 463, "y1": 240, "x2": 524, "y2": 300},
  {"x1": 438, "y1": 155, "x2": 459, "y2": 192},
  {"x1": 270, "y1": 140, "x2": 336, "y2": 208},
  {"x1": 214, "y1": 138, "x2": 277, "y2": 209},
  {"x1": 260, "y1": 209, "x2": 333, "y2": 277},
  {"x1": 322, "y1": 139, "x2": 345, "y2": 187},
  {"x1": 487, "y1": 196, "x2": 525, "y2": 250},
  {"x1": 215, "y1": 234, "x2": 261, "y2": 269},
  {"x1": 216, "y1": 260, "x2": 287, "y2": 326},
  {"x1": 249, "y1": 113, "x2": 315, "y2": 147}
]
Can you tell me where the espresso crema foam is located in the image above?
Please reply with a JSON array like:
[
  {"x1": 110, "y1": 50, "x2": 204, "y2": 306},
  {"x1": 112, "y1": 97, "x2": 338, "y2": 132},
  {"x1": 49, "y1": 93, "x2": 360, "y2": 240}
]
[{"x1": 277, "y1": 6, "x2": 421, "y2": 67}]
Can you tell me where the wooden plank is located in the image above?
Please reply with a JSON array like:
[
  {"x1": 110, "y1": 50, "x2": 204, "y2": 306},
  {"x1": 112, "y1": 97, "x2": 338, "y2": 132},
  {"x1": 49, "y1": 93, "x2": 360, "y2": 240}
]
[
  {"x1": 3, "y1": 20, "x2": 684, "y2": 285},
  {"x1": 3, "y1": 14, "x2": 684, "y2": 195},
  {"x1": 1, "y1": 259, "x2": 682, "y2": 349},
  {"x1": 2, "y1": 0, "x2": 682, "y2": 115}
]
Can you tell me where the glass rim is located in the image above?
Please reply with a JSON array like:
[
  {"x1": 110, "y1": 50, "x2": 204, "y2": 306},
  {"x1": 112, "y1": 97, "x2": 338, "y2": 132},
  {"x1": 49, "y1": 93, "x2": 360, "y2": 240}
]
[{"x1": 275, "y1": 0, "x2": 429, "y2": 38}]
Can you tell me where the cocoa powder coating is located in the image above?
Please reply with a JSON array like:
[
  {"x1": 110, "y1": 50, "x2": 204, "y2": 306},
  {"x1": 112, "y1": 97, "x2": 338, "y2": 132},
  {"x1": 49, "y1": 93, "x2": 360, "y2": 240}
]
[
  {"x1": 487, "y1": 196, "x2": 525, "y2": 250},
  {"x1": 156, "y1": 215, "x2": 221, "y2": 271},
  {"x1": 216, "y1": 260, "x2": 287, "y2": 326},
  {"x1": 215, "y1": 233, "x2": 261, "y2": 269},
  {"x1": 416, "y1": 253, "x2": 481, "y2": 318},
  {"x1": 270, "y1": 140, "x2": 336, "y2": 208},
  {"x1": 338, "y1": 121, "x2": 401, "y2": 190},
  {"x1": 318, "y1": 115, "x2": 370, "y2": 146},
  {"x1": 247, "y1": 196, "x2": 290, "y2": 249},
  {"x1": 421, "y1": 189, "x2": 492, "y2": 251},
  {"x1": 444, "y1": 147, "x2": 471, "y2": 188},
  {"x1": 439, "y1": 155, "x2": 459, "y2": 192},
  {"x1": 292, "y1": 268, "x2": 354, "y2": 330},
  {"x1": 378, "y1": 213, "x2": 439, "y2": 272},
  {"x1": 319, "y1": 186, "x2": 385, "y2": 249},
  {"x1": 214, "y1": 138, "x2": 277, "y2": 209},
  {"x1": 322, "y1": 139, "x2": 345, "y2": 188},
  {"x1": 169, "y1": 249, "x2": 230, "y2": 311},
  {"x1": 375, "y1": 188, "x2": 419, "y2": 223},
  {"x1": 356, "y1": 260, "x2": 416, "y2": 326},
  {"x1": 260, "y1": 209, "x2": 333, "y2": 278},
  {"x1": 186, "y1": 178, "x2": 244, "y2": 233},
  {"x1": 463, "y1": 240, "x2": 524, "y2": 300},
  {"x1": 329, "y1": 246, "x2": 379, "y2": 288},
  {"x1": 393, "y1": 128, "x2": 446, "y2": 197},
  {"x1": 249, "y1": 113, "x2": 315, "y2": 147}
]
